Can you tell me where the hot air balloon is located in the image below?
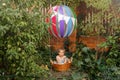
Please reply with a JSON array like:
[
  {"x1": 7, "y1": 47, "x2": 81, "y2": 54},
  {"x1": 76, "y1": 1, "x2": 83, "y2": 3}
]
[{"x1": 47, "y1": 5, "x2": 77, "y2": 38}]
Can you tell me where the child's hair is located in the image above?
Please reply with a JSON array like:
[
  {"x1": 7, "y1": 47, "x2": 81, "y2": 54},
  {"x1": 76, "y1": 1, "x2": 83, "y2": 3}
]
[{"x1": 58, "y1": 48, "x2": 65, "y2": 53}]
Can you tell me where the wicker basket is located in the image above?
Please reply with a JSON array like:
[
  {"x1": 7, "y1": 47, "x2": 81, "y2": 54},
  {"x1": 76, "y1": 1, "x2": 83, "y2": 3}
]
[{"x1": 52, "y1": 62, "x2": 71, "y2": 71}]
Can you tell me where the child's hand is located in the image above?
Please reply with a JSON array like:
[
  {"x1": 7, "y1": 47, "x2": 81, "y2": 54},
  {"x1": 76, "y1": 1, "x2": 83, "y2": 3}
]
[
  {"x1": 70, "y1": 57, "x2": 73, "y2": 61},
  {"x1": 50, "y1": 59, "x2": 53, "y2": 64}
]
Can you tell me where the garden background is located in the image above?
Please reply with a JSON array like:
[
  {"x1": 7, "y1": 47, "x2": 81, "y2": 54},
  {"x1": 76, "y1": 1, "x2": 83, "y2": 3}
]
[{"x1": 0, "y1": 0, "x2": 120, "y2": 80}]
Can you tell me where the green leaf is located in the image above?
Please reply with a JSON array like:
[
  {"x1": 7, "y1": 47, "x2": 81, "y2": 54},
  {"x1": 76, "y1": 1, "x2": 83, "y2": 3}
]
[{"x1": 85, "y1": 58, "x2": 90, "y2": 63}]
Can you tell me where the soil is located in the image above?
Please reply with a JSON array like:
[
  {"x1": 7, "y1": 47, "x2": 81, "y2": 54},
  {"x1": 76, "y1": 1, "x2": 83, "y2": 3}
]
[{"x1": 49, "y1": 69, "x2": 72, "y2": 80}]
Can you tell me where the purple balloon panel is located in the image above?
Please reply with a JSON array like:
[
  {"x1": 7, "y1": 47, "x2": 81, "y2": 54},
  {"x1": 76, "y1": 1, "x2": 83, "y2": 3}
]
[
  {"x1": 59, "y1": 20, "x2": 65, "y2": 37},
  {"x1": 59, "y1": 6, "x2": 64, "y2": 14}
]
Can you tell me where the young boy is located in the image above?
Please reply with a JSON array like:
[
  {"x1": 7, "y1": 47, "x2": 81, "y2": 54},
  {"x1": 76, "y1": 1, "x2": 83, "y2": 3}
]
[
  {"x1": 56, "y1": 48, "x2": 68, "y2": 64},
  {"x1": 50, "y1": 48, "x2": 72, "y2": 64}
]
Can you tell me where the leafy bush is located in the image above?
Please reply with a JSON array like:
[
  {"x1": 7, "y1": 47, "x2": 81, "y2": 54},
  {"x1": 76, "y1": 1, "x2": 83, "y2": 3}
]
[
  {"x1": 100, "y1": 36, "x2": 120, "y2": 66},
  {"x1": 72, "y1": 40, "x2": 120, "y2": 80},
  {"x1": 0, "y1": 0, "x2": 50, "y2": 79}
]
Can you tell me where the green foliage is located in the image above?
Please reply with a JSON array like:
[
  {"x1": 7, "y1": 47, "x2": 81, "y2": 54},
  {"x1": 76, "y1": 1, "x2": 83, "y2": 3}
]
[
  {"x1": 85, "y1": 0, "x2": 111, "y2": 10},
  {"x1": 36, "y1": 46, "x2": 51, "y2": 66},
  {"x1": 0, "y1": 0, "x2": 119, "y2": 80},
  {"x1": 0, "y1": 0, "x2": 50, "y2": 79},
  {"x1": 99, "y1": 66, "x2": 120, "y2": 80},
  {"x1": 71, "y1": 72, "x2": 88, "y2": 80},
  {"x1": 72, "y1": 41, "x2": 120, "y2": 80},
  {"x1": 76, "y1": 0, "x2": 120, "y2": 36},
  {"x1": 75, "y1": 47, "x2": 101, "y2": 79},
  {"x1": 99, "y1": 36, "x2": 120, "y2": 66}
]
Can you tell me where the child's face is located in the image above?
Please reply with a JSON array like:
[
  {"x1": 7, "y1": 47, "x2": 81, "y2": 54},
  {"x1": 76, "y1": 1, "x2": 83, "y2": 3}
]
[{"x1": 58, "y1": 50, "x2": 65, "y2": 57}]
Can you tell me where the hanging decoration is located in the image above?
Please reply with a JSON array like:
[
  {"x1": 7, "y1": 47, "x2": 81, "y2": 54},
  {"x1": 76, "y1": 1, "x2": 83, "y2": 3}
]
[{"x1": 46, "y1": 5, "x2": 77, "y2": 38}]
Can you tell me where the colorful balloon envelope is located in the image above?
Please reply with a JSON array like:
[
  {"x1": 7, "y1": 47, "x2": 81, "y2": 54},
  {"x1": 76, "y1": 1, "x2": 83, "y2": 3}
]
[{"x1": 47, "y1": 5, "x2": 77, "y2": 38}]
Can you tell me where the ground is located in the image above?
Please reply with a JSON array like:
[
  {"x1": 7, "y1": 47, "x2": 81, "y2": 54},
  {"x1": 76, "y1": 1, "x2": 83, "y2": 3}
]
[{"x1": 49, "y1": 69, "x2": 72, "y2": 80}]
